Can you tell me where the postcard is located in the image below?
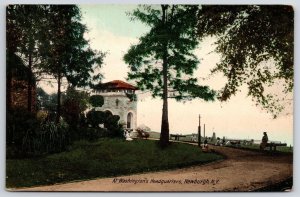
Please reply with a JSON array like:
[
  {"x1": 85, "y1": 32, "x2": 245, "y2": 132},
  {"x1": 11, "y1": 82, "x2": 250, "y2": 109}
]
[{"x1": 6, "y1": 4, "x2": 293, "y2": 192}]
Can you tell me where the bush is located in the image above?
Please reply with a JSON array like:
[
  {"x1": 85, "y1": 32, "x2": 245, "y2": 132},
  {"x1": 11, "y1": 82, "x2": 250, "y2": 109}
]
[
  {"x1": 86, "y1": 110, "x2": 124, "y2": 138},
  {"x1": 104, "y1": 115, "x2": 123, "y2": 138},
  {"x1": 62, "y1": 98, "x2": 81, "y2": 128},
  {"x1": 36, "y1": 120, "x2": 70, "y2": 153},
  {"x1": 18, "y1": 120, "x2": 70, "y2": 157},
  {"x1": 89, "y1": 95, "x2": 104, "y2": 107},
  {"x1": 6, "y1": 108, "x2": 70, "y2": 158},
  {"x1": 36, "y1": 110, "x2": 48, "y2": 122},
  {"x1": 86, "y1": 110, "x2": 107, "y2": 127},
  {"x1": 6, "y1": 109, "x2": 39, "y2": 147}
]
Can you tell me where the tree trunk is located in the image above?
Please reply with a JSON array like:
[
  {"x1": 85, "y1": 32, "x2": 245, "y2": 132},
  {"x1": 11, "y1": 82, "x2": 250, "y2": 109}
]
[
  {"x1": 56, "y1": 71, "x2": 61, "y2": 123},
  {"x1": 159, "y1": 5, "x2": 170, "y2": 148},
  {"x1": 27, "y1": 52, "x2": 33, "y2": 112},
  {"x1": 160, "y1": 55, "x2": 170, "y2": 147}
]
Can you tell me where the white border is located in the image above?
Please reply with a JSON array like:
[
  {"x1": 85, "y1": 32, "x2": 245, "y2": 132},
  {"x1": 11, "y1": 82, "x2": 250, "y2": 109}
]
[{"x1": 0, "y1": 1, "x2": 298, "y2": 197}]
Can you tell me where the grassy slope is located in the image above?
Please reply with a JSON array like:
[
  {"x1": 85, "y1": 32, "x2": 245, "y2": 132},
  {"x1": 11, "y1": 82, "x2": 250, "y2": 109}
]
[{"x1": 6, "y1": 138, "x2": 223, "y2": 188}]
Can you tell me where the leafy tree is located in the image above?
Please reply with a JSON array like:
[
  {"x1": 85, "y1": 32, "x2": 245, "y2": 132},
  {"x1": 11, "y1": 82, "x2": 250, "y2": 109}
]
[
  {"x1": 6, "y1": 5, "x2": 47, "y2": 112},
  {"x1": 89, "y1": 95, "x2": 104, "y2": 108},
  {"x1": 64, "y1": 86, "x2": 90, "y2": 112},
  {"x1": 62, "y1": 87, "x2": 90, "y2": 128},
  {"x1": 124, "y1": 5, "x2": 215, "y2": 147},
  {"x1": 36, "y1": 88, "x2": 57, "y2": 112},
  {"x1": 197, "y1": 5, "x2": 294, "y2": 117},
  {"x1": 40, "y1": 5, "x2": 105, "y2": 123}
]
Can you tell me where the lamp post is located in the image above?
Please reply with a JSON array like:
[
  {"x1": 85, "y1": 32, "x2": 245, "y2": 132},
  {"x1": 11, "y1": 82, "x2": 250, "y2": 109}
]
[{"x1": 198, "y1": 114, "x2": 201, "y2": 147}]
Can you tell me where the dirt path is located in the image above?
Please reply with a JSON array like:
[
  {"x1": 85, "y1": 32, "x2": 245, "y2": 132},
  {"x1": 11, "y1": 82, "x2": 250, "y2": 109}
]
[{"x1": 14, "y1": 145, "x2": 293, "y2": 192}]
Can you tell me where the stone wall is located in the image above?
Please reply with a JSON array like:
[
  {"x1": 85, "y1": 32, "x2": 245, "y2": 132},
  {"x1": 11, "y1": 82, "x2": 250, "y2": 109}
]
[{"x1": 94, "y1": 91, "x2": 137, "y2": 130}]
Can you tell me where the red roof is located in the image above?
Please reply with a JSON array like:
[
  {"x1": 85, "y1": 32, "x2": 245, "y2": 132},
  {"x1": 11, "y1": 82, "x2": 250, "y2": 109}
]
[{"x1": 95, "y1": 80, "x2": 138, "y2": 90}]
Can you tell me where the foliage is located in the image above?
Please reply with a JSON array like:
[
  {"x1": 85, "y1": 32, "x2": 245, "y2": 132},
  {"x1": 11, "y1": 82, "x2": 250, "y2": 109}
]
[
  {"x1": 64, "y1": 87, "x2": 90, "y2": 112},
  {"x1": 7, "y1": 5, "x2": 105, "y2": 119},
  {"x1": 197, "y1": 5, "x2": 294, "y2": 117},
  {"x1": 137, "y1": 124, "x2": 151, "y2": 132},
  {"x1": 6, "y1": 109, "x2": 70, "y2": 158},
  {"x1": 136, "y1": 124, "x2": 151, "y2": 138},
  {"x1": 89, "y1": 95, "x2": 104, "y2": 107},
  {"x1": 6, "y1": 109, "x2": 38, "y2": 147},
  {"x1": 86, "y1": 110, "x2": 107, "y2": 128},
  {"x1": 86, "y1": 110, "x2": 123, "y2": 138},
  {"x1": 6, "y1": 5, "x2": 48, "y2": 112},
  {"x1": 38, "y1": 5, "x2": 105, "y2": 122},
  {"x1": 61, "y1": 87, "x2": 90, "y2": 129},
  {"x1": 40, "y1": 5, "x2": 105, "y2": 87},
  {"x1": 125, "y1": 5, "x2": 215, "y2": 101},
  {"x1": 6, "y1": 139, "x2": 223, "y2": 188},
  {"x1": 125, "y1": 92, "x2": 137, "y2": 101},
  {"x1": 36, "y1": 88, "x2": 58, "y2": 111},
  {"x1": 124, "y1": 5, "x2": 215, "y2": 147},
  {"x1": 36, "y1": 110, "x2": 48, "y2": 122},
  {"x1": 62, "y1": 99, "x2": 81, "y2": 128},
  {"x1": 104, "y1": 115, "x2": 123, "y2": 138},
  {"x1": 23, "y1": 120, "x2": 70, "y2": 155}
]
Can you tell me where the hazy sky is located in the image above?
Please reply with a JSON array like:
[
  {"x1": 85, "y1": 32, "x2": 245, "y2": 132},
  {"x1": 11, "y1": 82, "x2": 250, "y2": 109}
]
[{"x1": 46, "y1": 5, "x2": 294, "y2": 145}]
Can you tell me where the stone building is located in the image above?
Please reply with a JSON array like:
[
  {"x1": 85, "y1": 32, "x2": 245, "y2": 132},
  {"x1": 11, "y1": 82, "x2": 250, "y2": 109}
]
[
  {"x1": 92, "y1": 80, "x2": 138, "y2": 131},
  {"x1": 7, "y1": 58, "x2": 37, "y2": 112}
]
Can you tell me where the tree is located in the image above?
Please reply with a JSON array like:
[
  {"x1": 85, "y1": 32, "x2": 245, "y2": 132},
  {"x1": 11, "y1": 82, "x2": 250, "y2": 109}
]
[
  {"x1": 64, "y1": 86, "x2": 90, "y2": 112},
  {"x1": 197, "y1": 5, "x2": 294, "y2": 117},
  {"x1": 37, "y1": 90, "x2": 58, "y2": 112},
  {"x1": 61, "y1": 86, "x2": 90, "y2": 128},
  {"x1": 6, "y1": 5, "x2": 47, "y2": 112},
  {"x1": 41, "y1": 5, "x2": 105, "y2": 123},
  {"x1": 124, "y1": 5, "x2": 215, "y2": 147}
]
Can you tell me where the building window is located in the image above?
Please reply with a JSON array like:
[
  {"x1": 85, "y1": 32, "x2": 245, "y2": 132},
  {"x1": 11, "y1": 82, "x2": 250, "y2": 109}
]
[
  {"x1": 127, "y1": 112, "x2": 133, "y2": 129},
  {"x1": 116, "y1": 99, "x2": 119, "y2": 107}
]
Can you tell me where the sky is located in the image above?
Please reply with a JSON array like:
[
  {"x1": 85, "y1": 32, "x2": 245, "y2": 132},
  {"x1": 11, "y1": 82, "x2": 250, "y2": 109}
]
[{"x1": 43, "y1": 4, "x2": 293, "y2": 145}]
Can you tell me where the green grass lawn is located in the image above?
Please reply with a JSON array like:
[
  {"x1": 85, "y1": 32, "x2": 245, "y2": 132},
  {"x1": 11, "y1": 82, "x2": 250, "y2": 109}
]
[{"x1": 6, "y1": 138, "x2": 223, "y2": 188}]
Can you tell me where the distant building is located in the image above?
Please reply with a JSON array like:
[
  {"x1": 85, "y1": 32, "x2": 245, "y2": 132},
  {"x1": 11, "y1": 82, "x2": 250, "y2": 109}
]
[
  {"x1": 9, "y1": 78, "x2": 37, "y2": 111},
  {"x1": 92, "y1": 80, "x2": 138, "y2": 131},
  {"x1": 7, "y1": 57, "x2": 37, "y2": 112}
]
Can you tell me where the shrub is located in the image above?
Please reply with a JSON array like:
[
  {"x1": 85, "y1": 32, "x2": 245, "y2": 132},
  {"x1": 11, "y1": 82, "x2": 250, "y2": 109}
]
[
  {"x1": 6, "y1": 109, "x2": 38, "y2": 147},
  {"x1": 89, "y1": 95, "x2": 104, "y2": 107},
  {"x1": 104, "y1": 115, "x2": 123, "y2": 138},
  {"x1": 36, "y1": 110, "x2": 48, "y2": 122},
  {"x1": 6, "y1": 108, "x2": 70, "y2": 158},
  {"x1": 20, "y1": 120, "x2": 70, "y2": 157},
  {"x1": 86, "y1": 110, "x2": 124, "y2": 138},
  {"x1": 86, "y1": 110, "x2": 106, "y2": 128},
  {"x1": 62, "y1": 98, "x2": 81, "y2": 128}
]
